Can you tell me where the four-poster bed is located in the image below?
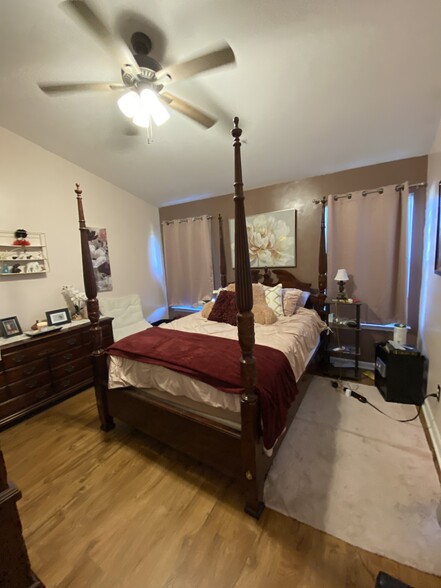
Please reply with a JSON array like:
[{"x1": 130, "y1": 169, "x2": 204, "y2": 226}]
[{"x1": 75, "y1": 117, "x2": 328, "y2": 518}]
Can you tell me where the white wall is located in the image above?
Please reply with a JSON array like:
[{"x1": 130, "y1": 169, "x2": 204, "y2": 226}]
[
  {"x1": 419, "y1": 118, "x2": 441, "y2": 466},
  {"x1": 0, "y1": 126, "x2": 168, "y2": 330}
]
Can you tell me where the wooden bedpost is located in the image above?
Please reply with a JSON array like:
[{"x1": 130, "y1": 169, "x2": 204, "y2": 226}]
[
  {"x1": 75, "y1": 184, "x2": 114, "y2": 432},
  {"x1": 218, "y1": 214, "x2": 227, "y2": 288},
  {"x1": 232, "y1": 117, "x2": 264, "y2": 519}
]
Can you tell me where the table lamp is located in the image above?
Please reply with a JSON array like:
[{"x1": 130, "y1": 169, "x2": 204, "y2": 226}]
[{"x1": 334, "y1": 268, "x2": 349, "y2": 300}]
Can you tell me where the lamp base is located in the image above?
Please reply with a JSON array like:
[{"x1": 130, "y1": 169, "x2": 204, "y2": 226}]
[{"x1": 336, "y1": 280, "x2": 347, "y2": 300}]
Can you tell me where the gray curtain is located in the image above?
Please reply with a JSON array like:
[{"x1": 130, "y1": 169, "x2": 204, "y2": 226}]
[
  {"x1": 162, "y1": 216, "x2": 214, "y2": 306},
  {"x1": 327, "y1": 183, "x2": 409, "y2": 324}
]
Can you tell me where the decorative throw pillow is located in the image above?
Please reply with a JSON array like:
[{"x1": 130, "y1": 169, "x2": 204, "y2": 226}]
[
  {"x1": 219, "y1": 283, "x2": 277, "y2": 325},
  {"x1": 281, "y1": 288, "x2": 303, "y2": 316},
  {"x1": 208, "y1": 290, "x2": 238, "y2": 326},
  {"x1": 262, "y1": 284, "x2": 283, "y2": 316}
]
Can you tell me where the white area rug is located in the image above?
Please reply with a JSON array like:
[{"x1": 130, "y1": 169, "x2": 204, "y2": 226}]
[{"x1": 264, "y1": 376, "x2": 441, "y2": 576}]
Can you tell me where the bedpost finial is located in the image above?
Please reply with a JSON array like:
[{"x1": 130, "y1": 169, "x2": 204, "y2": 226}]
[
  {"x1": 232, "y1": 116, "x2": 242, "y2": 140},
  {"x1": 75, "y1": 183, "x2": 83, "y2": 198}
]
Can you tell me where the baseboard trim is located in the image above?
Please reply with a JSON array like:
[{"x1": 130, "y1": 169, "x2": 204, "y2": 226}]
[{"x1": 422, "y1": 401, "x2": 441, "y2": 471}]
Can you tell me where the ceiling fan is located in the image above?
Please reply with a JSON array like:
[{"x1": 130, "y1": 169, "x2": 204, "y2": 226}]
[{"x1": 38, "y1": 0, "x2": 235, "y2": 140}]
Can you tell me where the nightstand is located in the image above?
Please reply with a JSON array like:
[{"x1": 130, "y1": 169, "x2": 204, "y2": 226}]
[
  {"x1": 326, "y1": 300, "x2": 363, "y2": 379},
  {"x1": 168, "y1": 305, "x2": 203, "y2": 320}
]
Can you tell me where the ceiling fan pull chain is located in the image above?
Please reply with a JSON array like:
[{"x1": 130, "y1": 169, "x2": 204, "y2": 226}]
[{"x1": 147, "y1": 114, "x2": 153, "y2": 144}]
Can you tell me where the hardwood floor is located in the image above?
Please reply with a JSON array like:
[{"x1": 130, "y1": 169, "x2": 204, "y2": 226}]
[{"x1": 1, "y1": 389, "x2": 440, "y2": 588}]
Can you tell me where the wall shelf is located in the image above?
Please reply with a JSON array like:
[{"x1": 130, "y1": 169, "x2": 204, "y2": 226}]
[{"x1": 0, "y1": 231, "x2": 49, "y2": 277}]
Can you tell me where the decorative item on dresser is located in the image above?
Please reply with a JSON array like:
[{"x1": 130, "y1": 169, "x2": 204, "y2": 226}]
[
  {"x1": 74, "y1": 118, "x2": 328, "y2": 518},
  {"x1": 0, "y1": 449, "x2": 44, "y2": 587},
  {"x1": 0, "y1": 319, "x2": 113, "y2": 429}
]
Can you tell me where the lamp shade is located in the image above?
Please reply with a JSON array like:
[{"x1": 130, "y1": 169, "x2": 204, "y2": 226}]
[
  {"x1": 334, "y1": 268, "x2": 349, "y2": 282},
  {"x1": 140, "y1": 89, "x2": 170, "y2": 126},
  {"x1": 117, "y1": 91, "x2": 141, "y2": 118}
]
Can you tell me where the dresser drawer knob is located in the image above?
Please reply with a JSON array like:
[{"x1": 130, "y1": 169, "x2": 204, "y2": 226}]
[
  {"x1": 63, "y1": 379, "x2": 71, "y2": 387},
  {"x1": 13, "y1": 354, "x2": 25, "y2": 364},
  {"x1": 26, "y1": 381, "x2": 37, "y2": 390},
  {"x1": 67, "y1": 338, "x2": 77, "y2": 346},
  {"x1": 64, "y1": 365, "x2": 75, "y2": 373},
  {"x1": 36, "y1": 389, "x2": 47, "y2": 400},
  {"x1": 24, "y1": 367, "x2": 36, "y2": 376},
  {"x1": 63, "y1": 353, "x2": 73, "y2": 360}
]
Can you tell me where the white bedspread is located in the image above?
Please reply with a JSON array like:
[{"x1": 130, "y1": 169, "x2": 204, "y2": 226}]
[{"x1": 108, "y1": 308, "x2": 327, "y2": 413}]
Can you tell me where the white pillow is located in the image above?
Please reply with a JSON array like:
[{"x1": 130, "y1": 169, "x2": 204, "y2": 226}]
[
  {"x1": 297, "y1": 290, "x2": 311, "y2": 308},
  {"x1": 281, "y1": 288, "x2": 303, "y2": 316},
  {"x1": 263, "y1": 284, "x2": 283, "y2": 316}
]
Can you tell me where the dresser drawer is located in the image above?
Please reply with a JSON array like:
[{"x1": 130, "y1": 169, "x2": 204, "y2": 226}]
[
  {"x1": 0, "y1": 386, "x2": 53, "y2": 420},
  {"x1": 51, "y1": 356, "x2": 92, "y2": 380},
  {"x1": 7, "y1": 373, "x2": 52, "y2": 399},
  {"x1": 0, "y1": 372, "x2": 5, "y2": 387},
  {"x1": 6, "y1": 358, "x2": 49, "y2": 384},
  {"x1": 50, "y1": 345, "x2": 90, "y2": 368},
  {"x1": 0, "y1": 387, "x2": 8, "y2": 403},
  {"x1": 53, "y1": 366, "x2": 93, "y2": 393}
]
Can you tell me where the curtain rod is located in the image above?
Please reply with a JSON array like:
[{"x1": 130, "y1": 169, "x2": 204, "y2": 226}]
[
  {"x1": 312, "y1": 181, "x2": 427, "y2": 204},
  {"x1": 162, "y1": 215, "x2": 213, "y2": 225}
]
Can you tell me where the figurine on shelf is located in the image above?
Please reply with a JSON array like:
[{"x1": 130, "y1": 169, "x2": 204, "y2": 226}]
[
  {"x1": 26, "y1": 261, "x2": 43, "y2": 273},
  {"x1": 1, "y1": 263, "x2": 9, "y2": 274},
  {"x1": 13, "y1": 229, "x2": 31, "y2": 247},
  {"x1": 11, "y1": 263, "x2": 22, "y2": 273}
]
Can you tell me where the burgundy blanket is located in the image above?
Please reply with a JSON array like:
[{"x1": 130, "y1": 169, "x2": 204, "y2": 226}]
[{"x1": 107, "y1": 327, "x2": 298, "y2": 450}]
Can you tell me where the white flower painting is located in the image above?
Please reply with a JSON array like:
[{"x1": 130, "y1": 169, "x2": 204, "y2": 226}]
[{"x1": 229, "y1": 209, "x2": 296, "y2": 268}]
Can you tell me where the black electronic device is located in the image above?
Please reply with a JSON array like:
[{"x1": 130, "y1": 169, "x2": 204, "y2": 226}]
[{"x1": 375, "y1": 343, "x2": 427, "y2": 405}]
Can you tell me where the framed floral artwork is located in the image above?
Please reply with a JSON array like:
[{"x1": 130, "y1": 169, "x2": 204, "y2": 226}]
[{"x1": 229, "y1": 208, "x2": 296, "y2": 268}]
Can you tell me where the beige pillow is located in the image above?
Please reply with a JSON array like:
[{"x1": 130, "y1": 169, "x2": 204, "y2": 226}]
[
  {"x1": 282, "y1": 288, "x2": 303, "y2": 316},
  {"x1": 202, "y1": 283, "x2": 276, "y2": 325}
]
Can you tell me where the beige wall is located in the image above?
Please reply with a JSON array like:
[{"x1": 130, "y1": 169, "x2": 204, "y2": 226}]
[
  {"x1": 0, "y1": 127, "x2": 167, "y2": 330},
  {"x1": 419, "y1": 120, "x2": 441, "y2": 467},
  {"x1": 160, "y1": 155, "x2": 427, "y2": 361}
]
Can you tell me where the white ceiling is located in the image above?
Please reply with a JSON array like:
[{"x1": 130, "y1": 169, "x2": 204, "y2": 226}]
[{"x1": 1, "y1": 0, "x2": 441, "y2": 207}]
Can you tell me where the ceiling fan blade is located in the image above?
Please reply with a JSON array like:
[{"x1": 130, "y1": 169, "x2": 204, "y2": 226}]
[
  {"x1": 155, "y1": 43, "x2": 235, "y2": 85},
  {"x1": 60, "y1": 0, "x2": 141, "y2": 76},
  {"x1": 160, "y1": 92, "x2": 216, "y2": 128},
  {"x1": 38, "y1": 82, "x2": 126, "y2": 95}
]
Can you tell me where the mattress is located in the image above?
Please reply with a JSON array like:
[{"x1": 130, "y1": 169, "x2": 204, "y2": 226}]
[{"x1": 108, "y1": 308, "x2": 326, "y2": 421}]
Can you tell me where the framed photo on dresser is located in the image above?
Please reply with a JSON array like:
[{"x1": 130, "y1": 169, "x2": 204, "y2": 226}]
[
  {"x1": 46, "y1": 307, "x2": 72, "y2": 326},
  {"x1": 0, "y1": 316, "x2": 22, "y2": 338}
]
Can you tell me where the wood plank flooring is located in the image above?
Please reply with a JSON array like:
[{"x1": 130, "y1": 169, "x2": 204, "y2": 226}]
[{"x1": 1, "y1": 389, "x2": 440, "y2": 588}]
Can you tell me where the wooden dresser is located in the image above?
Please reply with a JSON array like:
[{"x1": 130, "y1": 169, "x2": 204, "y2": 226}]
[
  {"x1": 0, "y1": 318, "x2": 113, "y2": 429},
  {"x1": 0, "y1": 449, "x2": 44, "y2": 587}
]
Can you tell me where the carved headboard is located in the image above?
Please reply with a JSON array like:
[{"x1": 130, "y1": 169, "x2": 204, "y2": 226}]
[{"x1": 251, "y1": 267, "x2": 311, "y2": 290}]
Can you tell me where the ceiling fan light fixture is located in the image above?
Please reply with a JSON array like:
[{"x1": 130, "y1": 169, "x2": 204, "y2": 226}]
[
  {"x1": 132, "y1": 109, "x2": 151, "y2": 128},
  {"x1": 140, "y1": 88, "x2": 170, "y2": 127},
  {"x1": 117, "y1": 90, "x2": 141, "y2": 118}
]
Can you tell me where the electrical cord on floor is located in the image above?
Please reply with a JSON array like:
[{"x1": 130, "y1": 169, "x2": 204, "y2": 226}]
[{"x1": 330, "y1": 381, "x2": 436, "y2": 423}]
